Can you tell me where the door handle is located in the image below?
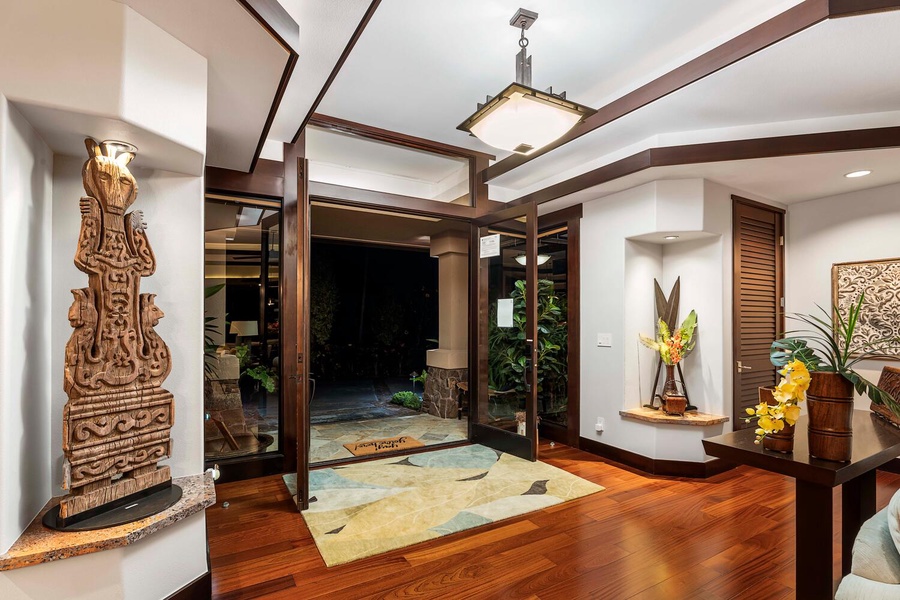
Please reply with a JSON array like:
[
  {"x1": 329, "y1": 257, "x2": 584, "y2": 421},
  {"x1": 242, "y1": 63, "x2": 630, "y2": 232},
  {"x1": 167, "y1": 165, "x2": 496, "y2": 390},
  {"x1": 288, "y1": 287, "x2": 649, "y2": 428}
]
[{"x1": 736, "y1": 361, "x2": 752, "y2": 373}]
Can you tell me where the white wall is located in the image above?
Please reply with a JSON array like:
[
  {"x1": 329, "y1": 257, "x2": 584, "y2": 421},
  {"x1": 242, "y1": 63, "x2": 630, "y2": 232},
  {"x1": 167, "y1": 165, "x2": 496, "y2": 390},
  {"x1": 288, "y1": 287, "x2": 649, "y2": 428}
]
[
  {"x1": 0, "y1": 96, "x2": 53, "y2": 555},
  {"x1": 579, "y1": 178, "x2": 779, "y2": 462},
  {"x1": 786, "y1": 182, "x2": 900, "y2": 409}
]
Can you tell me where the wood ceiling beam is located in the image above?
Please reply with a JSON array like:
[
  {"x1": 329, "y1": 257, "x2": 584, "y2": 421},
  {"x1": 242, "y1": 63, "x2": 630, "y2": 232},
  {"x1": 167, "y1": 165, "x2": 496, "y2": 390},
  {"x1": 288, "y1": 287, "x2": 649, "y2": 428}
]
[
  {"x1": 309, "y1": 181, "x2": 476, "y2": 220},
  {"x1": 309, "y1": 113, "x2": 494, "y2": 161},
  {"x1": 237, "y1": 0, "x2": 300, "y2": 173},
  {"x1": 504, "y1": 126, "x2": 900, "y2": 208},
  {"x1": 291, "y1": 1, "x2": 383, "y2": 144},
  {"x1": 481, "y1": 0, "x2": 900, "y2": 183}
]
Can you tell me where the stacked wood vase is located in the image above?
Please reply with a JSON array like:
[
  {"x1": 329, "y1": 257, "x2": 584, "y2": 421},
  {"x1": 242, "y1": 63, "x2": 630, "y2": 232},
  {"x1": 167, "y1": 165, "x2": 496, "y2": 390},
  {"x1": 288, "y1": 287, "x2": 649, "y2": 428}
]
[{"x1": 806, "y1": 372, "x2": 854, "y2": 462}]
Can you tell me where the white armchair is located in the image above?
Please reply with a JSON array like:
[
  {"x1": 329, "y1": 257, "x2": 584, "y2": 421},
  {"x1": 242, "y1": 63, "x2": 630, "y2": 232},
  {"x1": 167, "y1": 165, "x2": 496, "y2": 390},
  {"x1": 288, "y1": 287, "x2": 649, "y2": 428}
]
[{"x1": 836, "y1": 487, "x2": 900, "y2": 599}]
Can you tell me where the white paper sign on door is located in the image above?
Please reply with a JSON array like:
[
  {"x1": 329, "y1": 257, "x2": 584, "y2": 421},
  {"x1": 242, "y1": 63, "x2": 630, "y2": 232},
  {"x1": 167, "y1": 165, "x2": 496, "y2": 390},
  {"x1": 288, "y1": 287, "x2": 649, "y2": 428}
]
[
  {"x1": 480, "y1": 234, "x2": 500, "y2": 258},
  {"x1": 497, "y1": 298, "x2": 514, "y2": 328}
]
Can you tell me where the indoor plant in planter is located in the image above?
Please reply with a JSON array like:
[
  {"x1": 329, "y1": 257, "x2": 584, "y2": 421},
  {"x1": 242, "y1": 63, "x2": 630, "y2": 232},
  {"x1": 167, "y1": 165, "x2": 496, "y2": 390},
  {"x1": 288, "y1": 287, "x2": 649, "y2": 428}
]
[
  {"x1": 640, "y1": 310, "x2": 698, "y2": 415},
  {"x1": 745, "y1": 359, "x2": 810, "y2": 452},
  {"x1": 769, "y1": 293, "x2": 900, "y2": 462}
]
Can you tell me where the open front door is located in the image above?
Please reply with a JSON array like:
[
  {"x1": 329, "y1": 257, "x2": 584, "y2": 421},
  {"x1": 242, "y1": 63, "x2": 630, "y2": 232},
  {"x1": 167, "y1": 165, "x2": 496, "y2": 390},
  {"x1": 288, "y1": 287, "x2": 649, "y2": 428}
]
[{"x1": 471, "y1": 203, "x2": 539, "y2": 461}]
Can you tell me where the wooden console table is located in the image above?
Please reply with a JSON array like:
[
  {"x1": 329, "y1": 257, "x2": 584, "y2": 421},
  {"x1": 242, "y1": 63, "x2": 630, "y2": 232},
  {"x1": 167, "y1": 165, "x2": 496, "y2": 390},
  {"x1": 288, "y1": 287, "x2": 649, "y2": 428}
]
[{"x1": 703, "y1": 411, "x2": 900, "y2": 599}]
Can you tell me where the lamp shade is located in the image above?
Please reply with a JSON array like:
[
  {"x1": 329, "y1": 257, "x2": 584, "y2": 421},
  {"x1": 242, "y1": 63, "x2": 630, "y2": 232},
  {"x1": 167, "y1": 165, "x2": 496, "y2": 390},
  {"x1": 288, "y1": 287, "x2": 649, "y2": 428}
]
[
  {"x1": 458, "y1": 83, "x2": 594, "y2": 155},
  {"x1": 229, "y1": 320, "x2": 259, "y2": 337},
  {"x1": 515, "y1": 254, "x2": 551, "y2": 266}
]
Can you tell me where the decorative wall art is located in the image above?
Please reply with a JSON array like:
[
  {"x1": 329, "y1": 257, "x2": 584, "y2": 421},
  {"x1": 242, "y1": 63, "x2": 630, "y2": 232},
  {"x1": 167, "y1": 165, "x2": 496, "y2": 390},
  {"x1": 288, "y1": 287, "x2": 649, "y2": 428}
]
[
  {"x1": 832, "y1": 258, "x2": 900, "y2": 360},
  {"x1": 47, "y1": 139, "x2": 179, "y2": 529}
]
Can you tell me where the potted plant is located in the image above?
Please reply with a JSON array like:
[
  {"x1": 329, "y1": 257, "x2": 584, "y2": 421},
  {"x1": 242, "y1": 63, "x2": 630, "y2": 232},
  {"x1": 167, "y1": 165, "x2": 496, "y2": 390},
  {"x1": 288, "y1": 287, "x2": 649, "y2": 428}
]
[
  {"x1": 640, "y1": 311, "x2": 698, "y2": 415},
  {"x1": 744, "y1": 359, "x2": 810, "y2": 452},
  {"x1": 768, "y1": 293, "x2": 900, "y2": 461}
]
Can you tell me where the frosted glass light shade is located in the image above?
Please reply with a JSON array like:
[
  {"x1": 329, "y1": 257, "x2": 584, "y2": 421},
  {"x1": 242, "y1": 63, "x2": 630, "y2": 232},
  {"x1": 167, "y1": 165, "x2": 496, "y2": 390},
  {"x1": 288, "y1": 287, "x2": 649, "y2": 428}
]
[
  {"x1": 515, "y1": 254, "x2": 551, "y2": 266},
  {"x1": 459, "y1": 83, "x2": 594, "y2": 155}
]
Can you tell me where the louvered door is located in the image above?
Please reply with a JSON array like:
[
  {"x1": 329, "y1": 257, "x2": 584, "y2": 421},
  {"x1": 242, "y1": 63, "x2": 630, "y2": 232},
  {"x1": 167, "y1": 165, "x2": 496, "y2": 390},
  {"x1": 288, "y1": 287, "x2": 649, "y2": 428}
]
[{"x1": 732, "y1": 197, "x2": 785, "y2": 429}]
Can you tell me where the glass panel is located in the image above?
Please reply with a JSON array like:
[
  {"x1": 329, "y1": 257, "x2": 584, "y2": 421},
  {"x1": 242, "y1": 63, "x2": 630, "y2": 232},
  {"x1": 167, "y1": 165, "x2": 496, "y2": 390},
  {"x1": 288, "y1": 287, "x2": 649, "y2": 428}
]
[
  {"x1": 483, "y1": 217, "x2": 530, "y2": 433},
  {"x1": 306, "y1": 126, "x2": 471, "y2": 205},
  {"x1": 537, "y1": 227, "x2": 569, "y2": 427},
  {"x1": 204, "y1": 197, "x2": 281, "y2": 461}
]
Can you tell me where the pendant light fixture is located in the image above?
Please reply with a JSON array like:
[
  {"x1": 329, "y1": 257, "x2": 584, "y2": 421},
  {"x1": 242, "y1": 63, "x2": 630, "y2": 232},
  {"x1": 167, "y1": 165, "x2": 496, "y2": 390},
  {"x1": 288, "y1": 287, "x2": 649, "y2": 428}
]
[{"x1": 457, "y1": 8, "x2": 595, "y2": 155}]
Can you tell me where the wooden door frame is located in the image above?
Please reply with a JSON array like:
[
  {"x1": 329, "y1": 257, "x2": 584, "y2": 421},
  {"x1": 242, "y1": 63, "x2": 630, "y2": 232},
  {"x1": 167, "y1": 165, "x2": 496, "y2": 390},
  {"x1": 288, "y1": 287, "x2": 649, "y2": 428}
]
[
  {"x1": 535, "y1": 204, "x2": 582, "y2": 448},
  {"x1": 470, "y1": 202, "x2": 540, "y2": 460},
  {"x1": 731, "y1": 195, "x2": 785, "y2": 427}
]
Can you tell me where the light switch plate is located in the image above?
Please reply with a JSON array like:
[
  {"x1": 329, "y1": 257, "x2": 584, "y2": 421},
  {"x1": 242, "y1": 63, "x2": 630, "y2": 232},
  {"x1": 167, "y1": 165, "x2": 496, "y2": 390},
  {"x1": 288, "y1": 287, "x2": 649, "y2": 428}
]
[{"x1": 597, "y1": 333, "x2": 612, "y2": 347}]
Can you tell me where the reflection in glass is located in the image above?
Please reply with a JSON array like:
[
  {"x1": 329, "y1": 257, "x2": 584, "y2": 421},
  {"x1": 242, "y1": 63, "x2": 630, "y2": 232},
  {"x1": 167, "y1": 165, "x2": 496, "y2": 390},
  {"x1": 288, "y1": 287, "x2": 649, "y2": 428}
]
[
  {"x1": 203, "y1": 197, "x2": 281, "y2": 461},
  {"x1": 536, "y1": 228, "x2": 568, "y2": 427}
]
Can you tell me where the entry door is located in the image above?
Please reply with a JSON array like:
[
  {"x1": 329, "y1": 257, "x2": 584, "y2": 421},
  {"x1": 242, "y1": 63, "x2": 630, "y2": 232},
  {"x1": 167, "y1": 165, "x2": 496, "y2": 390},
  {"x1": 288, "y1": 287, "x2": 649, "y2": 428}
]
[
  {"x1": 732, "y1": 196, "x2": 785, "y2": 428},
  {"x1": 471, "y1": 203, "x2": 539, "y2": 461}
]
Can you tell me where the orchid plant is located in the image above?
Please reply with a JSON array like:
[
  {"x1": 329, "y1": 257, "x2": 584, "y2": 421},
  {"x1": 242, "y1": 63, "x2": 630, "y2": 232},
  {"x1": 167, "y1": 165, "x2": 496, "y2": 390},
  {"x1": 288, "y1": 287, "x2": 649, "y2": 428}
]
[
  {"x1": 640, "y1": 310, "x2": 698, "y2": 365},
  {"x1": 744, "y1": 359, "x2": 811, "y2": 444}
]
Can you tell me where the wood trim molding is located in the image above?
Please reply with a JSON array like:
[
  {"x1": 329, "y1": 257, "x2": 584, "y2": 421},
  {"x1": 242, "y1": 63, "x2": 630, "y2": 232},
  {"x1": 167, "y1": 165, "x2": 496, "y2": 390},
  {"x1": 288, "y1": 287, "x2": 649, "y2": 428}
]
[
  {"x1": 731, "y1": 194, "x2": 786, "y2": 214},
  {"x1": 481, "y1": 0, "x2": 900, "y2": 183},
  {"x1": 205, "y1": 158, "x2": 285, "y2": 199},
  {"x1": 505, "y1": 126, "x2": 900, "y2": 208},
  {"x1": 310, "y1": 114, "x2": 494, "y2": 162},
  {"x1": 291, "y1": 1, "x2": 383, "y2": 144},
  {"x1": 309, "y1": 181, "x2": 477, "y2": 220},
  {"x1": 579, "y1": 436, "x2": 736, "y2": 478},
  {"x1": 235, "y1": 0, "x2": 300, "y2": 172}
]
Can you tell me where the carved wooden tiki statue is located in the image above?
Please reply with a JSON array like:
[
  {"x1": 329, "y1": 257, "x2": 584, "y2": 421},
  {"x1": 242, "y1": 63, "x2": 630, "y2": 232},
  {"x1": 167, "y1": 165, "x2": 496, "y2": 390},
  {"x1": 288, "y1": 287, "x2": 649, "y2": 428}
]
[{"x1": 60, "y1": 138, "x2": 174, "y2": 519}]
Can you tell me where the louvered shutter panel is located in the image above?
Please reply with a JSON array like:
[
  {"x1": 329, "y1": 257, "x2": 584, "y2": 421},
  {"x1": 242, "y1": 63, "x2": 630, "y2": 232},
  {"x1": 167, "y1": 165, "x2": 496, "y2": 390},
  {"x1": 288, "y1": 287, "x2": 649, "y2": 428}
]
[{"x1": 733, "y1": 200, "x2": 784, "y2": 429}]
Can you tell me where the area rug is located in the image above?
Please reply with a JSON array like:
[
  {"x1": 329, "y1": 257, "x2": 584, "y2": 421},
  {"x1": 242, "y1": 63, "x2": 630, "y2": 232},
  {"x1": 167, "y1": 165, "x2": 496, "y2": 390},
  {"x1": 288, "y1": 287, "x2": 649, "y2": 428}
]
[
  {"x1": 284, "y1": 444, "x2": 604, "y2": 567},
  {"x1": 342, "y1": 435, "x2": 424, "y2": 456}
]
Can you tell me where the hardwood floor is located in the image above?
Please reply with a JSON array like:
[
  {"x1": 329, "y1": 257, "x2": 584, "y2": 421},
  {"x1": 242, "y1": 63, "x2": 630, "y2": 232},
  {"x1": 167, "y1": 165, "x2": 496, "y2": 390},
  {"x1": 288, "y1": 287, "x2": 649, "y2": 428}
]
[{"x1": 207, "y1": 441, "x2": 900, "y2": 599}]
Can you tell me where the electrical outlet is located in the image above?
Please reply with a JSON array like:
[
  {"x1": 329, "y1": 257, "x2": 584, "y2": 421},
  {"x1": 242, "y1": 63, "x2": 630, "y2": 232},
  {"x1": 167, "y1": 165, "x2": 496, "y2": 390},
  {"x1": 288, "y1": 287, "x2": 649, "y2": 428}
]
[{"x1": 597, "y1": 333, "x2": 612, "y2": 347}]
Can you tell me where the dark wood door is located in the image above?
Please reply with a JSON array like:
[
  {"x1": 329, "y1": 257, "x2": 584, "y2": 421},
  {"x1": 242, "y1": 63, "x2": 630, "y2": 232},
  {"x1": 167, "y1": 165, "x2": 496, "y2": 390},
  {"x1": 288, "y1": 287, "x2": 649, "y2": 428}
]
[
  {"x1": 732, "y1": 196, "x2": 785, "y2": 429},
  {"x1": 471, "y1": 203, "x2": 539, "y2": 461}
]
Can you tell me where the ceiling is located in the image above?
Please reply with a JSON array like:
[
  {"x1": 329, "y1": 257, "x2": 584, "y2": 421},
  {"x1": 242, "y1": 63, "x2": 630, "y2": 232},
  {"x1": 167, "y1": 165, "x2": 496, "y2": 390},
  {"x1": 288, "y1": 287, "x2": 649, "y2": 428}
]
[
  {"x1": 282, "y1": 1, "x2": 900, "y2": 206},
  {"x1": 311, "y1": 203, "x2": 468, "y2": 248}
]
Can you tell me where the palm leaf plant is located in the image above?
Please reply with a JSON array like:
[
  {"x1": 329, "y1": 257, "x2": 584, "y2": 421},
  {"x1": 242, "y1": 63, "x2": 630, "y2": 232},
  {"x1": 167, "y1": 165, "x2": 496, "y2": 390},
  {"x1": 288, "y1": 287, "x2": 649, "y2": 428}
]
[
  {"x1": 204, "y1": 284, "x2": 225, "y2": 378},
  {"x1": 771, "y1": 292, "x2": 900, "y2": 417}
]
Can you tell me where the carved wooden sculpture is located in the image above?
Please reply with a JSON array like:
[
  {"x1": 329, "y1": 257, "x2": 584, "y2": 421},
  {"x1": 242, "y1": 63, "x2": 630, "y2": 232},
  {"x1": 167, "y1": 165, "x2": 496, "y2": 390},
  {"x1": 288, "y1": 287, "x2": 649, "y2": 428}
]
[{"x1": 59, "y1": 139, "x2": 174, "y2": 520}]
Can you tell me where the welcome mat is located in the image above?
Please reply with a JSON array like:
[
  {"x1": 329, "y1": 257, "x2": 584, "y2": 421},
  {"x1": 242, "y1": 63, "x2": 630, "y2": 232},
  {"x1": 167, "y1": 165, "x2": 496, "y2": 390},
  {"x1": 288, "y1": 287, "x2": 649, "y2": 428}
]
[
  {"x1": 286, "y1": 444, "x2": 604, "y2": 567},
  {"x1": 342, "y1": 435, "x2": 423, "y2": 456}
]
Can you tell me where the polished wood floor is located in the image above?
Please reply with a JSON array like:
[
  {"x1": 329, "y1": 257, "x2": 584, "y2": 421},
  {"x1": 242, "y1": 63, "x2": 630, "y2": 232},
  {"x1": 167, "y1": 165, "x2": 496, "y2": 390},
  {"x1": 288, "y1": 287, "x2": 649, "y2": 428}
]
[{"x1": 207, "y1": 442, "x2": 900, "y2": 600}]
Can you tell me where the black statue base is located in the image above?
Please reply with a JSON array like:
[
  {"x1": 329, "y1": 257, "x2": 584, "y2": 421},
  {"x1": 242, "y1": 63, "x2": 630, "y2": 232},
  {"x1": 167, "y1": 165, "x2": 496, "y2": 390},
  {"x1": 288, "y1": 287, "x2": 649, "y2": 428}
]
[{"x1": 42, "y1": 481, "x2": 182, "y2": 532}]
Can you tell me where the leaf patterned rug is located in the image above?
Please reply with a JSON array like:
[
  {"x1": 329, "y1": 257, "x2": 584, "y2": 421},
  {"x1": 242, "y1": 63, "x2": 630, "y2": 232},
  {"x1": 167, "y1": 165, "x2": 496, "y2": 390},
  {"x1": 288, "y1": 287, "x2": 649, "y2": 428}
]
[{"x1": 283, "y1": 444, "x2": 604, "y2": 567}]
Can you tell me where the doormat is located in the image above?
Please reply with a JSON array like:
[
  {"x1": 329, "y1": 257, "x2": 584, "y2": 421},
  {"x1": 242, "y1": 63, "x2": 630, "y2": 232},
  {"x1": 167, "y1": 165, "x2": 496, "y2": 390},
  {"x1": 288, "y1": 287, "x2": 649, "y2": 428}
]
[
  {"x1": 342, "y1": 435, "x2": 424, "y2": 456},
  {"x1": 287, "y1": 444, "x2": 604, "y2": 567}
]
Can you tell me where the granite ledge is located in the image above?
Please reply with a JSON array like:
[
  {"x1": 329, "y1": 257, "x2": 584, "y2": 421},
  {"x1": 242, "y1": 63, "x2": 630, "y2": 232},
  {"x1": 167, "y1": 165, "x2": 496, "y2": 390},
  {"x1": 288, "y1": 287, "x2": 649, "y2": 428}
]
[
  {"x1": 620, "y1": 407, "x2": 730, "y2": 427},
  {"x1": 0, "y1": 472, "x2": 215, "y2": 572}
]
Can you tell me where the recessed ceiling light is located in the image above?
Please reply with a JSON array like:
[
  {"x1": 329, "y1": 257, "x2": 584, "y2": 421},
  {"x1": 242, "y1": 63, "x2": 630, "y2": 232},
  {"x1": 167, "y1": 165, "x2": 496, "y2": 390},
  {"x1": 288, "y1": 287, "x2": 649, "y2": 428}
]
[
  {"x1": 664, "y1": 235, "x2": 679, "y2": 240},
  {"x1": 225, "y1": 236, "x2": 234, "y2": 241},
  {"x1": 845, "y1": 170, "x2": 872, "y2": 178}
]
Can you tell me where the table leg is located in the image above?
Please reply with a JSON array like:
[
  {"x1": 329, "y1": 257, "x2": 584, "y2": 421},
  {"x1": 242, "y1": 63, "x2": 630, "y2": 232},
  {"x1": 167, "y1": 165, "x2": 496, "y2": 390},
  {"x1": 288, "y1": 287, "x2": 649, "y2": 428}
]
[
  {"x1": 841, "y1": 469, "x2": 877, "y2": 576},
  {"x1": 796, "y1": 479, "x2": 835, "y2": 600}
]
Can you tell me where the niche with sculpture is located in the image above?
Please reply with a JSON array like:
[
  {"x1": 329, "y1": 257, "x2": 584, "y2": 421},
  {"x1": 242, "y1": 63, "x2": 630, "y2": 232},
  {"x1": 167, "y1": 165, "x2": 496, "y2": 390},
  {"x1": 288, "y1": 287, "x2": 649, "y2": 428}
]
[{"x1": 48, "y1": 138, "x2": 179, "y2": 528}]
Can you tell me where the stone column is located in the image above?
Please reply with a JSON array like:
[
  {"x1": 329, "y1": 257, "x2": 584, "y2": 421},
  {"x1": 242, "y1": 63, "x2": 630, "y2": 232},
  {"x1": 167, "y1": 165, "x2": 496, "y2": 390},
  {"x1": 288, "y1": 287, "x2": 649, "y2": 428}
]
[{"x1": 424, "y1": 231, "x2": 469, "y2": 418}]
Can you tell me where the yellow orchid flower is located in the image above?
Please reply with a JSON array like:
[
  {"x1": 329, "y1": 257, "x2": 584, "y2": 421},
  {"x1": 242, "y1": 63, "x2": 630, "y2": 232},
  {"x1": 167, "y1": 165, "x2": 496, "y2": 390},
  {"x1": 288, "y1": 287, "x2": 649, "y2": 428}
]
[{"x1": 784, "y1": 405, "x2": 801, "y2": 425}]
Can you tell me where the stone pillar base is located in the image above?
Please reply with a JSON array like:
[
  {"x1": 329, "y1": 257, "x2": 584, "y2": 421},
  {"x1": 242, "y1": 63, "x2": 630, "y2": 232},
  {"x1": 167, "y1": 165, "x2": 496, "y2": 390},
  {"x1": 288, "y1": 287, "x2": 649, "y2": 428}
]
[{"x1": 423, "y1": 366, "x2": 468, "y2": 419}]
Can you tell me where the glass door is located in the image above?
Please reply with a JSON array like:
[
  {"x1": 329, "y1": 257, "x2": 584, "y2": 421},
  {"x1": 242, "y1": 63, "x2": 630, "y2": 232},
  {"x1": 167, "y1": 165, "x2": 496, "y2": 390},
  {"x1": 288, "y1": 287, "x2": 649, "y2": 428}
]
[{"x1": 471, "y1": 203, "x2": 539, "y2": 461}]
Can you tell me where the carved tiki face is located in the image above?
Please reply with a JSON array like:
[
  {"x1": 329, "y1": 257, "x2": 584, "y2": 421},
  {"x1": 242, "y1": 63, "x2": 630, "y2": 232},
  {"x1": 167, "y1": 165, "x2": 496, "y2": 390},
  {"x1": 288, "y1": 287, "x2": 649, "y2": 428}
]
[{"x1": 82, "y1": 138, "x2": 138, "y2": 216}]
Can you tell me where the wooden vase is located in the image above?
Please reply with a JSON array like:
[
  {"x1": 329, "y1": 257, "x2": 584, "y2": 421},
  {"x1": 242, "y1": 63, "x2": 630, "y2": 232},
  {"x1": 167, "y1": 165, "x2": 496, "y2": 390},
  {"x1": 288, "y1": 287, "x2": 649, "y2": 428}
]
[
  {"x1": 872, "y1": 366, "x2": 900, "y2": 429},
  {"x1": 759, "y1": 387, "x2": 795, "y2": 453},
  {"x1": 662, "y1": 364, "x2": 686, "y2": 415},
  {"x1": 807, "y1": 372, "x2": 854, "y2": 462}
]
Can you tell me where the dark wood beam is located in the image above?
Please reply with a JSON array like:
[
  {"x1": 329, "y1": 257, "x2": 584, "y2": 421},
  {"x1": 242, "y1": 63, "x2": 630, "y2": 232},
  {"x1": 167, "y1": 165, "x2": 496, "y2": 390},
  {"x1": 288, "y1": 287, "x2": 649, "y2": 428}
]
[
  {"x1": 309, "y1": 181, "x2": 477, "y2": 220},
  {"x1": 481, "y1": 0, "x2": 900, "y2": 183},
  {"x1": 205, "y1": 158, "x2": 285, "y2": 199},
  {"x1": 291, "y1": 1, "x2": 382, "y2": 144},
  {"x1": 236, "y1": 0, "x2": 300, "y2": 173},
  {"x1": 505, "y1": 126, "x2": 900, "y2": 208},
  {"x1": 310, "y1": 113, "x2": 495, "y2": 162}
]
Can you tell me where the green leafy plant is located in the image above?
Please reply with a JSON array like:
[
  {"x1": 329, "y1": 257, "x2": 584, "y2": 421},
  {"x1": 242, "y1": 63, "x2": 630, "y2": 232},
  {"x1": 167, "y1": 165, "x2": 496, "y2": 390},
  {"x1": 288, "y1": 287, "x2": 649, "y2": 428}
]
[
  {"x1": 410, "y1": 370, "x2": 427, "y2": 388},
  {"x1": 391, "y1": 391, "x2": 422, "y2": 410},
  {"x1": 488, "y1": 280, "x2": 567, "y2": 401},
  {"x1": 234, "y1": 344, "x2": 251, "y2": 369},
  {"x1": 204, "y1": 284, "x2": 225, "y2": 378},
  {"x1": 244, "y1": 365, "x2": 277, "y2": 394},
  {"x1": 772, "y1": 293, "x2": 900, "y2": 416}
]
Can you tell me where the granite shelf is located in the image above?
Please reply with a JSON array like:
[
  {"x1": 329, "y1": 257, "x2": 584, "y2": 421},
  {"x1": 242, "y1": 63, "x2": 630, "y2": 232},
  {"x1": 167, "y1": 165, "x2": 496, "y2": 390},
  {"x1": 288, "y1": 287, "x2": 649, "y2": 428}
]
[
  {"x1": 0, "y1": 472, "x2": 215, "y2": 572},
  {"x1": 620, "y1": 407, "x2": 729, "y2": 427}
]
